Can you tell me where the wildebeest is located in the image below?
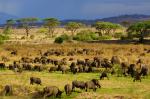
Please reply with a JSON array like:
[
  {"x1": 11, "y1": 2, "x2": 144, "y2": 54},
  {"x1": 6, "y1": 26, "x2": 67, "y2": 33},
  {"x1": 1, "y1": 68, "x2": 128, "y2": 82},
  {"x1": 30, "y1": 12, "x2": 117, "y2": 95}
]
[
  {"x1": 30, "y1": 77, "x2": 42, "y2": 85},
  {"x1": 100, "y1": 71, "x2": 109, "y2": 80},
  {"x1": 133, "y1": 71, "x2": 141, "y2": 82},
  {"x1": 43, "y1": 86, "x2": 63, "y2": 98},
  {"x1": 49, "y1": 66, "x2": 58, "y2": 72},
  {"x1": 64, "y1": 84, "x2": 72, "y2": 95},
  {"x1": 3, "y1": 85, "x2": 13, "y2": 96},
  {"x1": 72, "y1": 80, "x2": 85, "y2": 91},
  {"x1": 111, "y1": 56, "x2": 121, "y2": 65},
  {"x1": 11, "y1": 50, "x2": 17, "y2": 56},
  {"x1": 140, "y1": 64, "x2": 149, "y2": 76},
  {"x1": 85, "y1": 79, "x2": 101, "y2": 92},
  {"x1": 127, "y1": 64, "x2": 136, "y2": 77},
  {"x1": 33, "y1": 65, "x2": 44, "y2": 72},
  {"x1": 0, "y1": 63, "x2": 5, "y2": 69}
]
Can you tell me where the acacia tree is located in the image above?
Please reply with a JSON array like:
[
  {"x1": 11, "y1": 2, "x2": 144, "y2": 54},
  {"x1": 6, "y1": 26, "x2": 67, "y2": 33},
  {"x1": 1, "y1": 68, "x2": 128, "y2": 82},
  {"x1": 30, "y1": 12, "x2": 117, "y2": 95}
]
[
  {"x1": 17, "y1": 18, "x2": 38, "y2": 37},
  {"x1": 65, "y1": 22, "x2": 83, "y2": 37},
  {"x1": 127, "y1": 21, "x2": 150, "y2": 43},
  {"x1": 43, "y1": 18, "x2": 60, "y2": 37},
  {"x1": 3, "y1": 19, "x2": 15, "y2": 34},
  {"x1": 93, "y1": 21, "x2": 122, "y2": 36}
]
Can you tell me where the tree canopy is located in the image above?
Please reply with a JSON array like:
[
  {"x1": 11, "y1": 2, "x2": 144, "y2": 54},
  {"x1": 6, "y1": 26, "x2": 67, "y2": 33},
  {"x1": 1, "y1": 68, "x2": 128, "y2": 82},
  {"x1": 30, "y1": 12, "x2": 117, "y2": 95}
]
[
  {"x1": 43, "y1": 18, "x2": 60, "y2": 37},
  {"x1": 65, "y1": 22, "x2": 83, "y2": 36},
  {"x1": 93, "y1": 21, "x2": 122, "y2": 36},
  {"x1": 127, "y1": 20, "x2": 150, "y2": 42},
  {"x1": 16, "y1": 18, "x2": 38, "y2": 37}
]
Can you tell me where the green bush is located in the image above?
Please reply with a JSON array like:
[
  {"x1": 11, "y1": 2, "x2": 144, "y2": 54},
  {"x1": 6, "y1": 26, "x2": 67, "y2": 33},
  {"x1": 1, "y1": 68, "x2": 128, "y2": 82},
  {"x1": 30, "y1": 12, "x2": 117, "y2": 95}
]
[
  {"x1": 73, "y1": 30, "x2": 98, "y2": 41},
  {"x1": 0, "y1": 34, "x2": 9, "y2": 44},
  {"x1": 54, "y1": 37, "x2": 64, "y2": 44},
  {"x1": 36, "y1": 27, "x2": 48, "y2": 34},
  {"x1": 114, "y1": 32, "x2": 123, "y2": 38},
  {"x1": 60, "y1": 34, "x2": 70, "y2": 40},
  {"x1": 98, "y1": 35, "x2": 112, "y2": 40},
  {"x1": 30, "y1": 35, "x2": 35, "y2": 39}
]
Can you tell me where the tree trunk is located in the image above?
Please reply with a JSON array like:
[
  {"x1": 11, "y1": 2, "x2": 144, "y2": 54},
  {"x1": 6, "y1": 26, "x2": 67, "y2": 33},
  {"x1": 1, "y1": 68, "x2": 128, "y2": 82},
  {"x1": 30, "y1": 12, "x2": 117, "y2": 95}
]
[{"x1": 26, "y1": 28, "x2": 29, "y2": 37}]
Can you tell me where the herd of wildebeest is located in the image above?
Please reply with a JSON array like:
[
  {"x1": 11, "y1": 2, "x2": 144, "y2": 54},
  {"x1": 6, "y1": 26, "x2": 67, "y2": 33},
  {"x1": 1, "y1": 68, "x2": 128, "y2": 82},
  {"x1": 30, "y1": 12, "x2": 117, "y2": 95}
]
[{"x1": 0, "y1": 47, "x2": 149, "y2": 98}]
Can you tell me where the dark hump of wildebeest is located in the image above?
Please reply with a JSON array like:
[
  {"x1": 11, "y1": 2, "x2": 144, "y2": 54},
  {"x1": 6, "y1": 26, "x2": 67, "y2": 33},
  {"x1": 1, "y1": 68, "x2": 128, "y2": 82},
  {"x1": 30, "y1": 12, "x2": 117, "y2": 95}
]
[
  {"x1": 4, "y1": 85, "x2": 13, "y2": 96},
  {"x1": 100, "y1": 71, "x2": 109, "y2": 80},
  {"x1": 127, "y1": 64, "x2": 136, "y2": 77},
  {"x1": 111, "y1": 56, "x2": 121, "y2": 65},
  {"x1": 0, "y1": 63, "x2": 6, "y2": 69},
  {"x1": 72, "y1": 80, "x2": 85, "y2": 91},
  {"x1": 133, "y1": 71, "x2": 141, "y2": 82},
  {"x1": 43, "y1": 86, "x2": 63, "y2": 98},
  {"x1": 64, "y1": 84, "x2": 72, "y2": 95},
  {"x1": 140, "y1": 64, "x2": 149, "y2": 76},
  {"x1": 30, "y1": 77, "x2": 42, "y2": 85}
]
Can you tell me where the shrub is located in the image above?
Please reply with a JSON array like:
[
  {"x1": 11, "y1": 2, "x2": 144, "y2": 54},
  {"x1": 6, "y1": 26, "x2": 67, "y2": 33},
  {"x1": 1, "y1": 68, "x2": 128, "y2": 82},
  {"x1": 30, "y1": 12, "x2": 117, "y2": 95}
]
[
  {"x1": 73, "y1": 30, "x2": 98, "y2": 41},
  {"x1": 36, "y1": 27, "x2": 48, "y2": 34},
  {"x1": 60, "y1": 34, "x2": 70, "y2": 41},
  {"x1": 54, "y1": 37, "x2": 64, "y2": 44},
  {"x1": 30, "y1": 35, "x2": 35, "y2": 39},
  {"x1": 114, "y1": 32, "x2": 123, "y2": 38},
  {"x1": 98, "y1": 35, "x2": 112, "y2": 40},
  {"x1": 0, "y1": 34, "x2": 9, "y2": 44}
]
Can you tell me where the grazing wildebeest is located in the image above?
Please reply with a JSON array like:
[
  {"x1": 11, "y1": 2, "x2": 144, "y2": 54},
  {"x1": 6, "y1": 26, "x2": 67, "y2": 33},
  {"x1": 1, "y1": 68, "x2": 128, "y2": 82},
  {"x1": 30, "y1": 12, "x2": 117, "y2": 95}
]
[
  {"x1": 33, "y1": 65, "x2": 43, "y2": 72},
  {"x1": 133, "y1": 71, "x2": 141, "y2": 82},
  {"x1": 64, "y1": 84, "x2": 72, "y2": 95},
  {"x1": 3, "y1": 85, "x2": 13, "y2": 96},
  {"x1": 140, "y1": 64, "x2": 149, "y2": 76},
  {"x1": 43, "y1": 86, "x2": 63, "y2": 98},
  {"x1": 11, "y1": 50, "x2": 17, "y2": 56},
  {"x1": 0, "y1": 63, "x2": 5, "y2": 69},
  {"x1": 85, "y1": 79, "x2": 101, "y2": 92},
  {"x1": 111, "y1": 56, "x2": 121, "y2": 65},
  {"x1": 100, "y1": 71, "x2": 109, "y2": 80},
  {"x1": 49, "y1": 66, "x2": 58, "y2": 72},
  {"x1": 72, "y1": 80, "x2": 85, "y2": 91},
  {"x1": 30, "y1": 77, "x2": 42, "y2": 85},
  {"x1": 127, "y1": 64, "x2": 136, "y2": 77}
]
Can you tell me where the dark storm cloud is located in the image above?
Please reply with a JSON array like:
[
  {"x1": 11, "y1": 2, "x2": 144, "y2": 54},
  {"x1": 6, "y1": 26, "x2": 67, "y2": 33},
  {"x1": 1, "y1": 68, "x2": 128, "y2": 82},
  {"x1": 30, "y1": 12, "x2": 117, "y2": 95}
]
[{"x1": 0, "y1": 0, "x2": 150, "y2": 19}]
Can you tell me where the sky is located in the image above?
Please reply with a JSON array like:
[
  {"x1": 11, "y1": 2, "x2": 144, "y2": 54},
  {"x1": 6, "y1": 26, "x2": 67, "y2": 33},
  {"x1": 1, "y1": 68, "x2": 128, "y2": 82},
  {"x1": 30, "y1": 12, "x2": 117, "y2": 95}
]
[{"x1": 0, "y1": 0, "x2": 150, "y2": 19}]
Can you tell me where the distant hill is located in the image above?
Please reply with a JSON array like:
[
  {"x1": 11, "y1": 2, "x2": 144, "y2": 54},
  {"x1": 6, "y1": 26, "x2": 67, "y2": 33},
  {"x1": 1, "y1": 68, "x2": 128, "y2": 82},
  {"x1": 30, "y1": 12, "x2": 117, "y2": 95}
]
[
  {"x1": 62, "y1": 14, "x2": 150, "y2": 25},
  {"x1": 0, "y1": 12, "x2": 17, "y2": 24}
]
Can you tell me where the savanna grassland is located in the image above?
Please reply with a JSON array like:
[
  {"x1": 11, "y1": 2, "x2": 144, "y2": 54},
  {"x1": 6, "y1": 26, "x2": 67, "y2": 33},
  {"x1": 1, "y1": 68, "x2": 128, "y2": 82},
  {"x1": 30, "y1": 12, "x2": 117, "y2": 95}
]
[{"x1": 0, "y1": 43, "x2": 150, "y2": 99}]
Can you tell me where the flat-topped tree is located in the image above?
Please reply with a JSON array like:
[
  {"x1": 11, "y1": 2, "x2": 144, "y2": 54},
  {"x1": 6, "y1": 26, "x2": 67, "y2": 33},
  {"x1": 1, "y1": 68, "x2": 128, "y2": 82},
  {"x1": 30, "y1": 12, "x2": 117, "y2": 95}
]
[
  {"x1": 6, "y1": 19, "x2": 15, "y2": 29},
  {"x1": 65, "y1": 22, "x2": 83, "y2": 37},
  {"x1": 93, "y1": 21, "x2": 122, "y2": 36},
  {"x1": 16, "y1": 18, "x2": 38, "y2": 37},
  {"x1": 43, "y1": 18, "x2": 60, "y2": 37},
  {"x1": 127, "y1": 20, "x2": 150, "y2": 43}
]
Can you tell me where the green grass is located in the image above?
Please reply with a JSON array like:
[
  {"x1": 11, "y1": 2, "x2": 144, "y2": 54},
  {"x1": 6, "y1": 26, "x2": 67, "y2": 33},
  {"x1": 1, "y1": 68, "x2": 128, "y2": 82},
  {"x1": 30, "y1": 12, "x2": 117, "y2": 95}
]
[{"x1": 0, "y1": 70, "x2": 149, "y2": 99}]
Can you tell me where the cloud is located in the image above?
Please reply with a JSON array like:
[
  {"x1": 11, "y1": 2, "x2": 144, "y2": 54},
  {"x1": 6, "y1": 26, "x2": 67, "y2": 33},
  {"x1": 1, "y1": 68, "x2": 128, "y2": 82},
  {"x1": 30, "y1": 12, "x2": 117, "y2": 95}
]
[
  {"x1": 0, "y1": 1, "x2": 21, "y2": 16},
  {"x1": 81, "y1": 1, "x2": 150, "y2": 18}
]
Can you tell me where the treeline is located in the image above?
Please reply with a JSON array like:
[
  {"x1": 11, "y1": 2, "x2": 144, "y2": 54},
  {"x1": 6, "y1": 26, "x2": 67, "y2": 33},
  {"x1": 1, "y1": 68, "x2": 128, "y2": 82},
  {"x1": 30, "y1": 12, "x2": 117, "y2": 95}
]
[{"x1": 0, "y1": 17, "x2": 150, "y2": 44}]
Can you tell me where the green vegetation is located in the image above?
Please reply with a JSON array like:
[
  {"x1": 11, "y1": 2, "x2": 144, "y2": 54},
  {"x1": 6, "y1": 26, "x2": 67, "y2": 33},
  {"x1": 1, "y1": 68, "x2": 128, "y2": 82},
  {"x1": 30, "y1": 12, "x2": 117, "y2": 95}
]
[
  {"x1": 0, "y1": 34, "x2": 9, "y2": 44},
  {"x1": 127, "y1": 20, "x2": 150, "y2": 42},
  {"x1": 65, "y1": 22, "x2": 83, "y2": 36},
  {"x1": 93, "y1": 21, "x2": 122, "y2": 36},
  {"x1": 54, "y1": 34, "x2": 70, "y2": 44},
  {"x1": 16, "y1": 18, "x2": 38, "y2": 37},
  {"x1": 73, "y1": 30, "x2": 98, "y2": 41},
  {"x1": 43, "y1": 18, "x2": 60, "y2": 37},
  {"x1": 0, "y1": 70, "x2": 149, "y2": 99}
]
